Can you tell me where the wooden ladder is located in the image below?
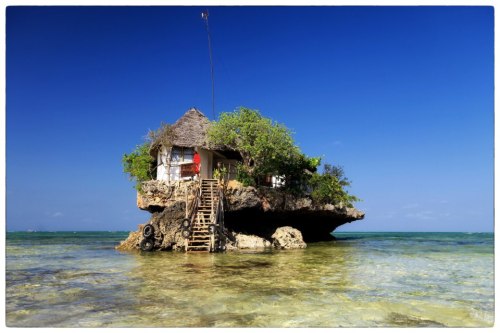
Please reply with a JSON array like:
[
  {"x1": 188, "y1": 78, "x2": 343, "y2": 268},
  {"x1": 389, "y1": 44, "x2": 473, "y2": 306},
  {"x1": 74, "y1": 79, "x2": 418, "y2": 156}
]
[{"x1": 186, "y1": 179, "x2": 219, "y2": 252}]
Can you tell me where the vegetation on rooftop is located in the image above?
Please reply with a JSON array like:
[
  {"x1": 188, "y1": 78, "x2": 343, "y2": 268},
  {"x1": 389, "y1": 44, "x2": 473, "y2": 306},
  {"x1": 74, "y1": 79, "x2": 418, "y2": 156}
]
[{"x1": 148, "y1": 122, "x2": 176, "y2": 152}]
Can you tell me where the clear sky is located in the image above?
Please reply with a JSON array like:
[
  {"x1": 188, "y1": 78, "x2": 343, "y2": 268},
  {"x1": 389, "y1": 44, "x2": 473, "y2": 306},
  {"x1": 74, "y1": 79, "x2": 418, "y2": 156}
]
[{"x1": 6, "y1": 6, "x2": 493, "y2": 232}]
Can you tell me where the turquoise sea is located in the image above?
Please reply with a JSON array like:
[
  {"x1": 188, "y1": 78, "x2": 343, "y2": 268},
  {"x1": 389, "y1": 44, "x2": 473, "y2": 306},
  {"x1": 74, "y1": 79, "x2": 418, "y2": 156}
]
[{"x1": 5, "y1": 231, "x2": 494, "y2": 327}]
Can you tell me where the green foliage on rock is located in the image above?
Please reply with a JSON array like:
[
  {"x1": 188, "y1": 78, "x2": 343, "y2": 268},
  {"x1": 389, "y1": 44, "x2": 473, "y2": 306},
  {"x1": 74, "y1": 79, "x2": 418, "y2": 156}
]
[
  {"x1": 122, "y1": 106, "x2": 361, "y2": 207},
  {"x1": 208, "y1": 107, "x2": 360, "y2": 206},
  {"x1": 122, "y1": 143, "x2": 154, "y2": 191},
  {"x1": 309, "y1": 164, "x2": 360, "y2": 207},
  {"x1": 208, "y1": 107, "x2": 312, "y2": 183}
]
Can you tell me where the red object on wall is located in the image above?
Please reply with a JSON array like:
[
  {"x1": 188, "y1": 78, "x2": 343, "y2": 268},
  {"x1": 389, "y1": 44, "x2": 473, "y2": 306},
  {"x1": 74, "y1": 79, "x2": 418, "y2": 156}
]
[{"x1": 193, "y1": 152, "x2": 201, "y2": 174}]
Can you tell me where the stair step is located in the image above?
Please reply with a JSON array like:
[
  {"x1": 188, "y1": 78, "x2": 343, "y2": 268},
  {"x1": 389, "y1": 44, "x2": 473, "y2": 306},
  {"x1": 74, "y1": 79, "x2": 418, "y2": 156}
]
[{"x1": 185, "y1": 179, "x2": 221, "y2": 253}]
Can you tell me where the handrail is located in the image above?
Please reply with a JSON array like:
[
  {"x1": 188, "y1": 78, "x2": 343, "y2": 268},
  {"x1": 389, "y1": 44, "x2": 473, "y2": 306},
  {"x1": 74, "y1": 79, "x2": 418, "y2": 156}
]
[
  {"x1": 210, "y1": 182, "x2": 214, "y2": 217},
  {"x1": 185, "y1": 179, "x2": 201, "y2": 228},
  {"x1": 214, "y1": 183, "x2": 225, "y2": 250},
  {"x1": 185, "y1": 179, "x2": 227, "y2": 252}
]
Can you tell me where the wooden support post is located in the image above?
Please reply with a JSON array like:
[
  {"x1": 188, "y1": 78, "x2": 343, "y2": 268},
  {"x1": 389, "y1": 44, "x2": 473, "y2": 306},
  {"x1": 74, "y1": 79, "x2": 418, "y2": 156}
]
[
  {"x1": 185, "y1": 184, "x2": 188, "y2": 219},
  {"x1": 210, "y1": 183, "x2": 214, "y2": 215}
]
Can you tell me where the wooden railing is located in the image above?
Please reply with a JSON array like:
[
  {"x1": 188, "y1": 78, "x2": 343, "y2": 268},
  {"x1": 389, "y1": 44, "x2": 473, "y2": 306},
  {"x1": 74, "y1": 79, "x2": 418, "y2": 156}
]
[
  {"x1": 183, "y1": 180, "x2": 201, "y2": 250},
  {"x1": 183, "y1": 179, "x2": 227, "y2": 252}
]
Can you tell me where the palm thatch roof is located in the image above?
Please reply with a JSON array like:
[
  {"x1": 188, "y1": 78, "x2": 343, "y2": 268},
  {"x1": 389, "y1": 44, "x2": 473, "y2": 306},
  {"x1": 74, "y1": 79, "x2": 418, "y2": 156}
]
[
  {"x1": 170, "y1": 108, "x2": 212, "y2": 148},
  {"x1": 150, "y1": 108, "x2": 213, "y2": 153}
]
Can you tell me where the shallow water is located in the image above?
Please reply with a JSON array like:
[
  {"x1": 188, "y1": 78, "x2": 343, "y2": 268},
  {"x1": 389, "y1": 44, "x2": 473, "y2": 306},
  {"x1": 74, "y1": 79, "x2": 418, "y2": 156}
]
[{"x1": 5, "y1": 232, "x2": 494, "y2": 327}]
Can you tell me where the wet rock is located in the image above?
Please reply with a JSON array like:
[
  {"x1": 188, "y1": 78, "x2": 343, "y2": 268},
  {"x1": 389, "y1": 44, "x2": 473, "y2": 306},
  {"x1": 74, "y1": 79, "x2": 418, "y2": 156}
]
[
  {"x1": 116, "y1": 202, "x2": 186, "y2": 251},
  {"x1": 115, "y1": 228, "x2": 142, "y2": 251},
  {"x1": 272, "y1": 226, "x2": 307, "y2": 249},
  {"x1": 234, "y1": 233, "x2": 272, "y2": 249}
]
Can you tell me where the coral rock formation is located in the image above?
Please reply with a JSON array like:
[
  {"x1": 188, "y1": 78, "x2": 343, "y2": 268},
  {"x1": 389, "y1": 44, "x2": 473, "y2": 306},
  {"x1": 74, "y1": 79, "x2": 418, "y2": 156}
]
[
  {"x1": 117, "y1": 180, "x2": 364, "y2": 251},
  {"x1": 271, "y1": 226, "x2": 307, "y2": 249}
]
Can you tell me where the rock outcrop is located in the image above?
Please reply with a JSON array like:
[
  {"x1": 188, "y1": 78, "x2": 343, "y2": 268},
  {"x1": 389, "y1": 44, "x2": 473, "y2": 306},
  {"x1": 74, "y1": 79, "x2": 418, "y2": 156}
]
[
  {"x1": 222, "y1": 181, "x2": 364, "y2": 242},
  {"x1": 271, "y1": 226, "x2": 307, "y2": 249},
  {"x1": 117, "y1": 179, "x2": 364, "y2": 251},
  {"x1": 233, "y1": 233, "x2": 272, "y2": 249},
  {"x1": 116, "y1": 200, "x2": 187, "y2": 251}
]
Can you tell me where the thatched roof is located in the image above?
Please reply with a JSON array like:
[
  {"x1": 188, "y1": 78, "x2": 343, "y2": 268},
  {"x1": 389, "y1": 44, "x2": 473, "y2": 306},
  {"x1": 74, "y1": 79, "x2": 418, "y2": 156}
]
[
  {"x1": 150, "y1": 108, "x2": 212, "y2": 151},
  {"x1": 171, "y1": 108, "x2": 211, "y2": 148},
  {"x1": 150, "y1": 108, "x2": 239, "y2": 158}
]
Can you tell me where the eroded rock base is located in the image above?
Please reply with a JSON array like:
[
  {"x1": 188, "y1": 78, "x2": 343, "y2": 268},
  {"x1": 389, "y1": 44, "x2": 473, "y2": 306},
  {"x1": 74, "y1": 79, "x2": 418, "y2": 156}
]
[{"x1": 117, "y1": 180, "x2": 364, "y2": 252}]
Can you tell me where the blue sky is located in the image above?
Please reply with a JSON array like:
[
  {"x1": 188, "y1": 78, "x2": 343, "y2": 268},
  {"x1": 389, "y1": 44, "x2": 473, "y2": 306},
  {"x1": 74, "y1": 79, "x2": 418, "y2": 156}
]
[{"x1": 6, "y1": 6, "x2": 493, "y2": 232}]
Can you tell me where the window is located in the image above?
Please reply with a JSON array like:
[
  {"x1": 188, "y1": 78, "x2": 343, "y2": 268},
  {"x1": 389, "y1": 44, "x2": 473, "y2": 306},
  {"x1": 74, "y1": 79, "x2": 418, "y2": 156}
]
[{"x1": 171, "y1": 147, "x2": 194, "y2": 164}]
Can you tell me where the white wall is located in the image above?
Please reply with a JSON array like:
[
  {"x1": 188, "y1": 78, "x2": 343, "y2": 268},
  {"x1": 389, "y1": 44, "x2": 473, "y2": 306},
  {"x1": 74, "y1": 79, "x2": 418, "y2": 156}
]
[
  {"x1": 157, "y1": 146, "x2": 169, "y2": 181},
  {"x1": 156, "y1": 146, "x2": 195, "y2": 182}
]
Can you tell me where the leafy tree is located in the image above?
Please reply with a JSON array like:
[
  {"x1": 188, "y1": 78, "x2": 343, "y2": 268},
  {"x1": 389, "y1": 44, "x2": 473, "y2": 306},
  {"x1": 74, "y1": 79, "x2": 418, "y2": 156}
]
[
  {"x1": 309, "y1": 164, "x2": 360, "y2": 207},
  {"x1": 276, "y1": 153, "x2": 320, "y2": 193},
  {"x1": 122, "y1": 106, "x2": 360, "y2": 208},
  {"x1": 208, "y1": 107, "x2": 304, "y2": 182},
  {"x1": 122, "y1": 143, "x2": 154, "y2": 191}
]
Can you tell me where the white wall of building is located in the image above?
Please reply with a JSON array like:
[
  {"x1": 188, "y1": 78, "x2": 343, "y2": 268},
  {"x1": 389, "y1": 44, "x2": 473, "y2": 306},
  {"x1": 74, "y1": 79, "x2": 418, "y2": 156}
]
[
  {"x1": 156, "y1": 146, "x2": 169, "y2": 181},
  {"x1": 156, "y1": 146, "x2": 195, "y2": 182}
]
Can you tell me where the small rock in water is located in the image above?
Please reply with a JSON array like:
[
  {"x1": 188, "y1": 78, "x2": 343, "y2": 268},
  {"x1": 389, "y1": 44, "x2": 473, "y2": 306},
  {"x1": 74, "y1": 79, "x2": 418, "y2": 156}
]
[
  {"x1": 234, "y1": 233, "x2": 272, "y2": 249},
  {"x1": 272, "y1": 226, "x2": 307, "y2": 249}
]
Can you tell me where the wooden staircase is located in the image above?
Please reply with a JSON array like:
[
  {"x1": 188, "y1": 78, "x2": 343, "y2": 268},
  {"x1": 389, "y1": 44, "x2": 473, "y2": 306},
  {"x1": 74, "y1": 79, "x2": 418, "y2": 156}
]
[{"x1": 186, "y1": 179, "x2": 220, "y2": 252}]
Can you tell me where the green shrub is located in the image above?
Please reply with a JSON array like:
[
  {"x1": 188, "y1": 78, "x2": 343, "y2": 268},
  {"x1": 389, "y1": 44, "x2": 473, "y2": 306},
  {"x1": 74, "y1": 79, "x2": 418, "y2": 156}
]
[
  {"x1": 122, "y1": 143, "x2": 154, "y2": 191},
  {"x1": 309, "y1": 164, "x2": 360, "y2": 207},
  {"x1": 236, "y1": 163, "x2": 256, "y2": 187},
  {"x1": 208, "y1": 107, "x2": 322, "y2": 190},
  {"x1": 208, "y1": 107, "x2": 299, "y2": 182}
]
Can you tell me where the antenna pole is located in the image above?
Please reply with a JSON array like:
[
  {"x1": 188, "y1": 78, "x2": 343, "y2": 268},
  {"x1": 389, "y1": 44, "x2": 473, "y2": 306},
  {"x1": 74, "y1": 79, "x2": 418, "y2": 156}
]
[{"x1": 202, "y1": 10, "x2": 215, "y2": 120}]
